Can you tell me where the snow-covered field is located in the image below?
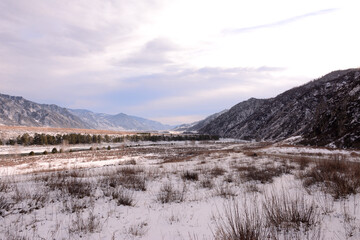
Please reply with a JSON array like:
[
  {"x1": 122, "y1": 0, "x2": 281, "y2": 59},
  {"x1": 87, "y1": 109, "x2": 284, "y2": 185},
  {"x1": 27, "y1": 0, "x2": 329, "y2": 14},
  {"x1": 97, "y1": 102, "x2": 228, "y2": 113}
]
[{"x1": 0, "y1": 141, "x2": 360, "y2": 239}]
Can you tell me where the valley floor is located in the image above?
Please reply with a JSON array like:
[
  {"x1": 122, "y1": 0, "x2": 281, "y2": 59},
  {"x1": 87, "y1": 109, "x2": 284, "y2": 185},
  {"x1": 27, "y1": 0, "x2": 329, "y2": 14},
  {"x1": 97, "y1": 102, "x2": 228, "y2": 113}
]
[{"x1": 0, "y1": 141, "x2": 360, "y2": 239}]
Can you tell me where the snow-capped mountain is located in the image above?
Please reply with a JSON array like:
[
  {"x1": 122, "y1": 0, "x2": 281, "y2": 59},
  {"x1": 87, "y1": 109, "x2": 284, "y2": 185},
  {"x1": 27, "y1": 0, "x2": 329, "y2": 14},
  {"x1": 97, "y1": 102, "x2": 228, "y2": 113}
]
[
  {"x1": 69, "y1": 109, "x2": 172, "y2": 131},
  {"x1": 199, "y1": 68, "x2": 360, "y2": 148},
  {"x1": 0, "y1": 94, "x2": 90, "y2": 129},
  {"x1": 0, "y1": 94, "x2": 171, "y2": 131}
]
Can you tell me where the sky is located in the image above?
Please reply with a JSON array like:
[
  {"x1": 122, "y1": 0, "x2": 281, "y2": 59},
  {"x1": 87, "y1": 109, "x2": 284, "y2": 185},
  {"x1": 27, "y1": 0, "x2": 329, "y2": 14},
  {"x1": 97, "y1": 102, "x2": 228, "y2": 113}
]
[{"x1": 0, "y1": 0, "x2": 359, "y2": 125}]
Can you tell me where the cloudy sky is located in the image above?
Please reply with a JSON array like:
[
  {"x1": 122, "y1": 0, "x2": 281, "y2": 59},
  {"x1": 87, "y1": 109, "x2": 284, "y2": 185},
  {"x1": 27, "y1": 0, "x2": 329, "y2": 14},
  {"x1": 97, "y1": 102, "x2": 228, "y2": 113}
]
[{"x1": 0, "y1": 0, "x2": 359, "y2": 125}]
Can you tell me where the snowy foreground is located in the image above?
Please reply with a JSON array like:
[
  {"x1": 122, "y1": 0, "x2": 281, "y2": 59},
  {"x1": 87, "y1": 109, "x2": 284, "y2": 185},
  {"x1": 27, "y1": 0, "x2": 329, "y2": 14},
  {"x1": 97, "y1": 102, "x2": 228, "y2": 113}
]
[{"x1": 0, "y1": 141, "x2": 360, "y2": 240}]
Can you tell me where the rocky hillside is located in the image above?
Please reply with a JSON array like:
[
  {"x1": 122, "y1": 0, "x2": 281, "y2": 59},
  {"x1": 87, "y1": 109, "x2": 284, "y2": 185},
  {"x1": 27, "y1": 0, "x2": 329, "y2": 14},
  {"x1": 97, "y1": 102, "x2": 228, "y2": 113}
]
[
  {"x1": 199, "y1": 68, "x2": 360, "y2": 148},
  {"x1": 0, "y1": 94, "x2": 90, "y2": 129},
  {"x1": 0, "y1": 94, "x2": 171, "y2": 131}
]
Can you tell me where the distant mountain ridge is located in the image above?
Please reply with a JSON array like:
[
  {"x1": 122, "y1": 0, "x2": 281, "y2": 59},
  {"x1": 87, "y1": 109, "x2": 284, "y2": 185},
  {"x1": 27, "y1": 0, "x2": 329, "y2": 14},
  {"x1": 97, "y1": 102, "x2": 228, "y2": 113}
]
[
  {"x1": 0, "y1": 94, "x2": 171, "y2": 131},
  {"x1": 69, "y1": 109, "x2": 171, "y2": 131},
  {"x1": 199, "y1": 68, "x2": 360, "y2": 148},
  {"x1": 173, "y1": 110, "x2": 228, "y2": 132},
  {"x1": 0, "y1": 94, "x2": 90, "y2": 129}
]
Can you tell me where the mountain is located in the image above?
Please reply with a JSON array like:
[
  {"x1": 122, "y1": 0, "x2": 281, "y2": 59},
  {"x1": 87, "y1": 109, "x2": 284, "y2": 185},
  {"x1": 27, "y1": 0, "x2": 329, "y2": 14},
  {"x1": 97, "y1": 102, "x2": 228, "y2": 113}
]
[
  {"x1": 69, "y1": 109, "x2": 172, "y2": 131},
  {"x1": 0, "y1": 94, "x2": 171, "y2": 131},
  {"x1": 173, "y1": 110, "x2": 228, "y2": 132},
  {"x1": 0, "y1": 93, "x2": 90, "y2": 129},
  {"x1": 199, "y1": 68, "x2": 360, "y2": 148}
]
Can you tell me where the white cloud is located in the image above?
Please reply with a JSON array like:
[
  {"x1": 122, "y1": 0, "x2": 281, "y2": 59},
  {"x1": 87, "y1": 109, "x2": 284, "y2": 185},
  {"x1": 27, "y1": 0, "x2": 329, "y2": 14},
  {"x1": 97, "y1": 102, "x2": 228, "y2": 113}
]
[{"x1": 0, "y1": 0, "x2": 359, "y2": 124}]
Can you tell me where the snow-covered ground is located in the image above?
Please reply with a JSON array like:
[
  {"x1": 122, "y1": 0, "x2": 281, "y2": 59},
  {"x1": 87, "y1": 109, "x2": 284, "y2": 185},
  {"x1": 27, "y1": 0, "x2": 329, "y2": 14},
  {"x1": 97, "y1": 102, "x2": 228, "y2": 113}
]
[{"x1": 0, "y1": 141, "x2": 360, "y2": 239}]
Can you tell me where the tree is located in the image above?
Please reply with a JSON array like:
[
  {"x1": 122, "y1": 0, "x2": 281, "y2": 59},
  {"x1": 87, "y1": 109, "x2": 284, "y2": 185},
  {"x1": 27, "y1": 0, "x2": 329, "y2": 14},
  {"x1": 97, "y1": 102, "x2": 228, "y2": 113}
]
[{"x1": 21, "y1": 133, "x2": 31, "y2": 145}]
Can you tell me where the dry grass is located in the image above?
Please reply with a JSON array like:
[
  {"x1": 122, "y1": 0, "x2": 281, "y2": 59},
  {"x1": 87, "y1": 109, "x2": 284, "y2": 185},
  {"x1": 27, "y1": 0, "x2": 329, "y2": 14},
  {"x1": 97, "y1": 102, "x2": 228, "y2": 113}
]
[
  {"x1": 263, "y1": 190, "x2": 320, "y2": 231},
  {"x1": 214, "y1": 199, "x2": 266, "y2": 240},
  {"x1": 299, "y1": 156, "x2": 360, "y2": 199}
]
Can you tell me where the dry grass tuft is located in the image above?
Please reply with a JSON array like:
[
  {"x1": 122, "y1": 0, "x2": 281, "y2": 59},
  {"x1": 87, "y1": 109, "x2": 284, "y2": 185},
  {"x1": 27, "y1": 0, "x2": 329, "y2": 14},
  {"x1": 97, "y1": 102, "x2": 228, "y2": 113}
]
[
  {"x1": 156, "y1": 182, "x2": 187, "y2": 204},
  {"x1": 263, "y1": 190, "x2": 320, "y2": 231},
  {"x1": 214, "y1": 199, "x2": 266, "y2": 240}
]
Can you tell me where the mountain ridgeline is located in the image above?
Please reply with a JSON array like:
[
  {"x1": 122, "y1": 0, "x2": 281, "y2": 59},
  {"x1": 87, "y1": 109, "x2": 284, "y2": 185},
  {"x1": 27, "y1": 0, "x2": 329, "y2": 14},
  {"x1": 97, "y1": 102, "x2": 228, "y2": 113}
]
[
  {"x1": 0, "y1": 94, "x2": 171, "y2": 131},
  {"x1": 198, "y1": 68, "x2": 360, "y2": 149}
]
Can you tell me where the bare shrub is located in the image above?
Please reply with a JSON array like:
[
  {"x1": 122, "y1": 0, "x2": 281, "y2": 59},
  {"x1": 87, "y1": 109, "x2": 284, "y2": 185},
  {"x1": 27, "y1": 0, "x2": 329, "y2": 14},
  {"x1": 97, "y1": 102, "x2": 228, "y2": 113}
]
[
  {"x1": 65, "y1": 178, "x2": 93, "y2": 199},
  {"x1": 263, "y1": 190, "x2": 320, "y2": 231},
  {"x1": 118, "y1": 166, "x2": 144, "y2": 175},
  {"x1": 156, "y1": 182, "x2": 187, "y2": 204},
  {"x1": 103, "y1": 173, "x2": 146, "y2": 191},
  {"x1": 294, "y1": 157, "x2": 312, "y2": 170},
  {"x1": 245, "y1": 183, "x2": 260, "y2": 193},
  {"x1": 243, "y1": 151, "x2": 258, "y2": 157},
  {"x1": 299, "y1": 157, "x2": 360, "y2": 199},
  {"x1": 111, "y1": 188, "x2": 135, "y2": 206},
  {"x1": 0, "y1": 195, "x2": 11, "y2": 217},
  {"x1": 214, "y1": 183, "x2": 237, "y2": 199},
  {"x1": 211, "y1": 166, "x2": 227, "y2": 177},
  {"x1": 127, "y1": 221, "x2": 148, "y2": 237},
  {"x1": 12, "y1": 186, "x2": 30, "y2": 203},
  {"x1": 70, "y1": 211, "x2": 101, "y2": 234},
  {"x1": 28, "y1": 191, "x2": 48, "y2": 211},
  {"x1": 181, "y1": 171, "x2": 199, "y2": 181},
  {"x1": 123, "y1": 175, "x2": 147, "y2": 191},
  {"x1": 3, "y1": 231, "x2": 30, "y2": 240},
  {"x1": 121, "y1": 159, "x2": 137, "y2": 165},
  {"x1": 62, "y1": 198, "x2": 91, "y2": 213},
  {"x1": 200, "y1": 178, "x2": 214, "y2": 189},
  {"x1": 241, "y1": 166, "x2": 288, "y2": 184},
  {"x1": 214, "y1": 199, "x2": 267, "y2": 240},
  {"x1": 0, "y1": 177, "x2": 11, "y2": 192},
  {"x1": 224, "y1": 174, "x2": 234, "y2": 183},
  {"x1": 234, "y1": 165, "x2": 257, "y2": 173}
]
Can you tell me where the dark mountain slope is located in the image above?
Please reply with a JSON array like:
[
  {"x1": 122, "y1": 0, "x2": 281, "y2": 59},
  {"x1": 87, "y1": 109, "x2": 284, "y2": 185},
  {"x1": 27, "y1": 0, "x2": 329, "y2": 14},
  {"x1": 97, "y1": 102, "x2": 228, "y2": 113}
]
[{"x1": 199, "y1": 68, "x2": 360, "y2": 148}]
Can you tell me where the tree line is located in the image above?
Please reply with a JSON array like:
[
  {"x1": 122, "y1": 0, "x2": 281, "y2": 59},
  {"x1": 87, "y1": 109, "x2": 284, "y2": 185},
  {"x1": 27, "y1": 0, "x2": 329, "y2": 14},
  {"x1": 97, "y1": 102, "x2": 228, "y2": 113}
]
[{"x1": 1, "y1": 133, "x2": 219, "y2": 146}]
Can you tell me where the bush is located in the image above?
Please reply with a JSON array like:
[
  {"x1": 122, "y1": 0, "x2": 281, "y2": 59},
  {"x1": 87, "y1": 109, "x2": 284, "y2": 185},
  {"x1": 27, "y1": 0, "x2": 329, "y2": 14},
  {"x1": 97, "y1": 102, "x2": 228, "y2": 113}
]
[
  {"x1": 43, "y1": 150, "x2": 48, "y2": 155},
  {"x1": 211, "y1": 166, "x2": 227, "y2": 177},
  {"x1": 66, "y1": 178, "x2": 92, "y2": 199},
  {"x1": 51, "y1": 148, "x2": 58, "y2": 154},
  {"x1": 157, "y1": 182, "x2": 186, "y2": 204},
  {"x1": 241, "y1": 166, "x2": 289, "y2": 184},
  {"x1": 29, "y1": 151, "x2": 35, "y2": 156},
  {"x1": 299, "y1": 157, "x2": 360, "y2": 199},
  {"x1": 181, "y1": 171, "x2": 199, "y2": 181},
  {"x1": 111, "y1": 188, "x2": 134, "y2": 206},
  {"x1": 107, "y1": 146, "x2": 111, "y2": 150}
]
